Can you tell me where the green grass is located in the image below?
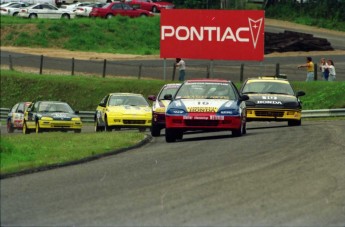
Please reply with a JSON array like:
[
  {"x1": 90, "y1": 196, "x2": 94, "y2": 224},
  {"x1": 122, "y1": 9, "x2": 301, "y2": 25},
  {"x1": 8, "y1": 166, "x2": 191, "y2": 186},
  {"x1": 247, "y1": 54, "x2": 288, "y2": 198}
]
[{"x1": 0, "y1": 131, "x2": 146, "y2": 175}]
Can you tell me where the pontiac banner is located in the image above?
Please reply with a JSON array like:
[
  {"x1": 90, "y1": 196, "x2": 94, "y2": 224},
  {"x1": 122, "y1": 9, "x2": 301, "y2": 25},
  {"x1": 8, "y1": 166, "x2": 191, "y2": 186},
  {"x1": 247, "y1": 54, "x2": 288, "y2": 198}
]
[{"x1": 160, "y1": 9, "x2": 265, "y2": 61}]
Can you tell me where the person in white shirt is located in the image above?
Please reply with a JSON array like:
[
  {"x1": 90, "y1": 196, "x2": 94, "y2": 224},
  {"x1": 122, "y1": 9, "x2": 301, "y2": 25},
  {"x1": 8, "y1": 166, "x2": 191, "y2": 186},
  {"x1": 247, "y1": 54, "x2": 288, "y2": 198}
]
[
  {"x1": 176, "y1": 58, "x2": 186, "y2": 81},
  {"x1": 327, "y1": 59, "x2": 336, "y2": 81},
  {"x1": 319, "y1": 58, "x2": 329, "y2": 81}
]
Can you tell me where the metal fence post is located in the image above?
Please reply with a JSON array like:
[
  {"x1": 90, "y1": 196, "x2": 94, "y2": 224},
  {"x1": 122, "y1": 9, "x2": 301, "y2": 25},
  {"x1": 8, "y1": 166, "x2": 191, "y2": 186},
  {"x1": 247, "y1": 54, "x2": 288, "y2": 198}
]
[
  {"x1": 275, "y1": 63, "x2": 280, "y2": 77},
  {"x1": 102, "y1": 59, "x2": 107, "y2": 78},
  {"x1": 172, "y1": 63, "x2": 176, "y2": 81},
  {"x1": 138, "y1": 64, "x2": 142, "y2": 79},
  {"x1": 314, "y1": 63, "x2": 318, "y2": 80},
  {"x1": 71, "y1": 58, "x2": 75, "y2": 76},
  {"x1": 39, "y1": 55, "x2": 43, "y2": 75},
  {"x1": 240, "y1": 63, "x2": 244, "y2": 82}
]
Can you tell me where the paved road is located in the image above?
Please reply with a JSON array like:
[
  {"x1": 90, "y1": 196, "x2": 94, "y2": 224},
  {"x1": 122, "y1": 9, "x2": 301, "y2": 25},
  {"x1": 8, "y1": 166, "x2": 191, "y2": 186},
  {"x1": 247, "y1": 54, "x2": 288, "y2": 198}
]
[{"x1": 1, "y1": 120, "x2": 345, "y2": 226}]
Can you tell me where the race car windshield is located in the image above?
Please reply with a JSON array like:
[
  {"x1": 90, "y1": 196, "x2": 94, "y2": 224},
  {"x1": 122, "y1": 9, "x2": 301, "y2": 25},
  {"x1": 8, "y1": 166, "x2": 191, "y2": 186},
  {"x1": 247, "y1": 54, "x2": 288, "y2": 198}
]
[
  {"x1": 39, "y1": 102, "x2": 74, "y2": 113},
  {"x1": 109, "y1": 96, "x2": 149, "y2": 106},
  {"x1": 175, "y1": 83, "x2": 236, "y2": 100},
  {"x1": 242, "y1": 82, "x2": 294, "y2": 95},
  {"x1": 158, "y1": 87, "x2": 179, "y2": 100}
]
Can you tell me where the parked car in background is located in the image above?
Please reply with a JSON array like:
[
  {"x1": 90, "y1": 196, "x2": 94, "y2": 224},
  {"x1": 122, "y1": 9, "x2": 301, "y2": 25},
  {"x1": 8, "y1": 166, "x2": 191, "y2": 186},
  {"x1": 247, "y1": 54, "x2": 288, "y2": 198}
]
[
  {"x1": 0, "y1": 2, "x2": 31, "y2": 16},
  {"x1": 90, "y1": 1, "x2": 154, "y2": 19},
  {"x1": 7, "y1": 102, "x2": 31, "y2": 133},
  {"x1": 240, "y1": 76, "x2": 305, "y2": 126},
  {"x1": 18, "y1": 3, "x2": 75, "y2": 19},
  {"x1": 164, "y1": 79, "x2": 249, "y2": 142},
  {"x1": 148, "y1": 83, "x2": 180, "y2": 137},
  {"x1": 59, "y1": 1, "x2": 92, "y2": 11},
  {"x1": 94, "y1": 93, "x2": 152, "y2": 132},
  {"x1": 75, "y1": 2, "x2": 105, "y2": 17},
  {"x1": 23, "y1": 101, "x2": 82, "y2": 134},
  {"x1": 126, "y1": 0, "x2": 174, "y2": 13}
]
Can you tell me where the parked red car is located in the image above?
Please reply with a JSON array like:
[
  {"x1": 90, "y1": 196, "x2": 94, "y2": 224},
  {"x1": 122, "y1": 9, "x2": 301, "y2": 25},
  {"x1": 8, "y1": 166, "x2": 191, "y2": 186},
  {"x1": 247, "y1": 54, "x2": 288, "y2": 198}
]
[
  {"x1": 126, "y1": 0, "x2": 174, "y2": 13},
  {"x1": 89, "y1": 1, "x2": 154, "y2": 19}
]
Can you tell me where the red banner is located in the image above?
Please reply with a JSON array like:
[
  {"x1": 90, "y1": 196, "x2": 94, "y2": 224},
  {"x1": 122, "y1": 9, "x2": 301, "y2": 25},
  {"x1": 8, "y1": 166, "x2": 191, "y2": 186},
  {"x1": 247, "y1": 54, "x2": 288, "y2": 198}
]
[{"x1": 160, "y1": 9, "x2": 265, "y2": 61}]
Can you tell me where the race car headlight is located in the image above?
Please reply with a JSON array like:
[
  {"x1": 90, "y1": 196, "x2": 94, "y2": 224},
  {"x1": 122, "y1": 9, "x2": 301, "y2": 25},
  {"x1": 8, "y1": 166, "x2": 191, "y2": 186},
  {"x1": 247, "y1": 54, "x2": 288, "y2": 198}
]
[
  {"x1": 41, "y1": 117, "x2": 53, "y2": 120},
  {"x1": 218, "y1": 109, "x2": 239, "y2": 115},
  {"x1": 245, "y1": 101, "x2": 255, "y2": 106},
  {"x1": 167, "y1": 108, "x2": 186, "y2": 115},
  {"x1": 284, "y1": 102, "x2": 299, "y2": 108}
]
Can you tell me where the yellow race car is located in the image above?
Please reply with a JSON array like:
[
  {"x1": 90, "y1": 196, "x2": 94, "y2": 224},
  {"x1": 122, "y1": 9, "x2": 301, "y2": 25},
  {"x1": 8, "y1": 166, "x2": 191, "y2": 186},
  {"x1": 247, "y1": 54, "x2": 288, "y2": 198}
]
[
  {"x1": 23, "y1": 101, "x2": 82, "y2": 134},
  {"x1": 95, "y1": 93, "x2": 152, "y2": 132},
  {"x1": 240, "y1": 77, "x2": 306, "y2": 126}
]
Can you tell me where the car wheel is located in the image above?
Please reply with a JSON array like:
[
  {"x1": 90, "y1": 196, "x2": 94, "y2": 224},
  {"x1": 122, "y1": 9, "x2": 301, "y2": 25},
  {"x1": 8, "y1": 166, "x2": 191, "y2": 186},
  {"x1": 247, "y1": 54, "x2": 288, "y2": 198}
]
[
  {"x1": 288, "y1": 119, "x2": 301, "y2": 126},
  {"x1": 140, "y1": 14, "x2": 147, "y2": 17},
  {"x1": 232, "y1": 123, "x2": 244, "y2": 137},
  {"x1": 7, "y1": 120, "x2": 14, "y2": 133},
  {"x1": 29, "y1": 13, "x2": 37, "y2": 19},
  {"x1": 23, "y1": 121, "x2": 31, "y2": 134},
  {"x1": 176, "y1": 130, "x2": 183, "y2": 140},
  {"x1": 61, "y1": 14, "x2": 70, "y2": 19},
  {"x1": 242, "y1": 122, "x2": 247, "y2": 135},
  {"x1": 94, "y1": 120, "x2": 103, "y2": 132},
  {"x1": 104, "y1": 116, "x2": 112, "y2": 132},
  {"x1": 74, "y1": 129, "x2": 81, "y2": 133},
  {"x1": 139, "y1": 128, "x2": 146, "y2": 132},
  {"x1": 152, "y1": 6, "x2": 158, "y2": 13},
  {"x1": 165, "y1": 128, "x2": 177, "y2": 143},
  {"x1": 106, "y1": 14, "x2": 113, "y2": 19},
  {"x1": 151, "y1": 124, "x2": 161, "y2": 137},
  {"x1": 36, "y1": 121, "x2": 43, "y2": 133},
  {"x1": 13, "y1": 12, "x2": 18, "y2": 17}
]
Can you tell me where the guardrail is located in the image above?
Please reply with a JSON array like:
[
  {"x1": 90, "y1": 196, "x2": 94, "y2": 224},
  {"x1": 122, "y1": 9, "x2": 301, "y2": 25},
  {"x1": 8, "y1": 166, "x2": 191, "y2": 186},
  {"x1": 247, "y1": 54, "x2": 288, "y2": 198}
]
[{"x1": 1, "y1": 108, "x2": 345, "y2": 123}]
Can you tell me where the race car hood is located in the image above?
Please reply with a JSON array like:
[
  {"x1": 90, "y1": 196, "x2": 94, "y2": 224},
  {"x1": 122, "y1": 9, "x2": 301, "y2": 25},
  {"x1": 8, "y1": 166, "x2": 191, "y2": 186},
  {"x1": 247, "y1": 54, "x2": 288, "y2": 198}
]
[
  {"x1": 38, "y1": 112, "x2": 79, "y2": 120},
  {"x1": 246, "y1": 94, "x2": 299, "y2": 107},
  {"x1": 107, "y1": 105, "x2": 151, "y2": 115},
  {"x1": 168, "y1": 99, "x2": 238, "y2": 113}
]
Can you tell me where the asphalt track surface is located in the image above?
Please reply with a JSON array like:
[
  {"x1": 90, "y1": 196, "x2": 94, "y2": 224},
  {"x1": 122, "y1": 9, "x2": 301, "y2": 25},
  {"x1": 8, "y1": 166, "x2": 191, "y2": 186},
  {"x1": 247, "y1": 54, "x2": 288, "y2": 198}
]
[{"x1": 1, "y1": 120, "x2": 345, "y2": 226}]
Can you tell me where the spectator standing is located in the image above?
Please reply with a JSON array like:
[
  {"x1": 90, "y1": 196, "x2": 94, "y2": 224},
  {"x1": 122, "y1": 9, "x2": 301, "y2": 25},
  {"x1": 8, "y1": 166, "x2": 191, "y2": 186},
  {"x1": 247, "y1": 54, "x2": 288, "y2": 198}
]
[
  {"x1": 327, "y1": 59, "x2": 336, "y2": 81},
  {"x1": 298, "y1": 56, "x2": 314, "y2": 82},
  {"x1": 176, "y1": 58, "x2": 186, "y2": 81},
  {"x1": 319, "y1": 58, "x2": 329, "y2": 81}
]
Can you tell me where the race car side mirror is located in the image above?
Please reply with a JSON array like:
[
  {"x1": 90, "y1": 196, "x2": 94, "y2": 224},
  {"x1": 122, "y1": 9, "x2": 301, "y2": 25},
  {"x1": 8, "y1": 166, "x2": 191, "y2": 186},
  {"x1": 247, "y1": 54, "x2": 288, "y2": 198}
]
[
  {"x1": 164, "y1": 94, "x2": 172, "y2": 100},
  {"x1": 296, "y1": 91, "x2": 306, "y2": 97},
  {"x1": 148, "y1": 95, "x2": 156, "y2": 101},
  {"x1": 240, "y1": 94, "x2": 249, "y2": 101}
]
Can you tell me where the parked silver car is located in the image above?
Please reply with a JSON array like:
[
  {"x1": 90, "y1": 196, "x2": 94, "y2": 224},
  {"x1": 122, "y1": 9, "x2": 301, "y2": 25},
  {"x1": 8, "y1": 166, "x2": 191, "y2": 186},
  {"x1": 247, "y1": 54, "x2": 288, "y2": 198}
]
[{"x1": 18, "y1": 3, "x2": 75, "y2": 19}]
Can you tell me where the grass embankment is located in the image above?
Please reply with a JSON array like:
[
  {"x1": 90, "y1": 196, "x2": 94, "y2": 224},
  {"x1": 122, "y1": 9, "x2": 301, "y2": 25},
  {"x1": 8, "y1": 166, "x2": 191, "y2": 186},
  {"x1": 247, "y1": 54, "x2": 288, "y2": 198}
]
[
  {"x1": 0, "y1": 132, "x2": 146, "y2": 176},
  {"x1": 1, "y1": 70, "x2": 345, "y2": 176},
  {"x1": 0, "y1": 16, "x2": 161, "y2": 55}
]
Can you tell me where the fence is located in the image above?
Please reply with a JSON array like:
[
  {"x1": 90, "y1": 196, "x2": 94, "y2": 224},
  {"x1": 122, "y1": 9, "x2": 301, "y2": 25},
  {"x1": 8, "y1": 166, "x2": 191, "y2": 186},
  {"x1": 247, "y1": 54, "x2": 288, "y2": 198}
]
[
  {"x1": 1, "y1": 108, "x2": 345, "y2": 123},
  {"x1": 2, "y1": 53, "x2": 344, "y2": 82}
]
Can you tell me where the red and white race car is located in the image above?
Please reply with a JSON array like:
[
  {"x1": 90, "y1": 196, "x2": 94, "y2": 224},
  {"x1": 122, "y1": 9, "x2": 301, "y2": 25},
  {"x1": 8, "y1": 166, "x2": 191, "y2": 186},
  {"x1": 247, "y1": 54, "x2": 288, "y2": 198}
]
[{"x1": 164, "y1": 79, "x2": 249, "y2": 142}]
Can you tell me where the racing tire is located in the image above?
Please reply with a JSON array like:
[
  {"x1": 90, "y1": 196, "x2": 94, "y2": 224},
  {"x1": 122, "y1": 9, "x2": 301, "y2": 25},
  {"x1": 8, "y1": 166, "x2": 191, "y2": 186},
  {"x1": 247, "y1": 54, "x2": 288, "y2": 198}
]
[
  {"x1": 29, "y1": 13, "x2": 37, "y2": 19},
  {"x1": 176, "y1": 130, "x2": 183, "y2": 140},
  {"x1": 288, "y1": 119, "x2": 301, "y2": 126},
  {"x1": 106, "y1": 14, "x2": 113, "y2": 19},
  {"x1": 139, "y1": 128, "x2": 146, "y2": 132},
  {"x1": 74, "y1": 129, "x2": 82, "y2": 133},
  {"x1": 165, "y1": 128, "x2": 177, "y2": 143},
  {"x1": 7, "y1": 120, "x2": 14, "y2": 133},
  {"x1": 151, "y1": 124, "x2": 161, "y2": 137},
  {"x1": 61, "y1": 14, "x2": 70, "y2": 19},
  {"x1": 13, "y1": 12, "x2": 18, "y2": 17},
  {"x1": 94, "y1": 120, "x2": 103, "y2": 132},
  {"x1": 232, "y1": 123, "x2": 244, "y2": 137},
  {"x1": 36, "y1": 121, "x2": 43, "y2": 133},
  {"x1": 243, "y1": 122, "x2": 247, "y2": 135},
  {"x1": 104, "y1": 117, "x2": 112, "y2": 132},
  {"x1": 152, "y1": 6, "x2": 158, "y2": 13},
  {"x1": 23, "y1": 121, "x2": 31, "y2": 134}
]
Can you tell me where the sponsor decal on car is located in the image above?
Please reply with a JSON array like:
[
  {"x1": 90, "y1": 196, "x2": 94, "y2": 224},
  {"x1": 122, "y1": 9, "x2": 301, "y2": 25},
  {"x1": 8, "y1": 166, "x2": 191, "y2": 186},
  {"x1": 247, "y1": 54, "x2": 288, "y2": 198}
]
[{"x1": 187, "y1": 107, "x2": 218, "y2": 112}]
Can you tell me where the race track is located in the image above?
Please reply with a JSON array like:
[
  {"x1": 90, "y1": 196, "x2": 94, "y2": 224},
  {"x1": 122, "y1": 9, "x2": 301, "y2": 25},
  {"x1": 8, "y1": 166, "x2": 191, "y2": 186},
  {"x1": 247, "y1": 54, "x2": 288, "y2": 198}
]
[{"x1": 1, "y1": 120, "x2": 345, "y2": 226}]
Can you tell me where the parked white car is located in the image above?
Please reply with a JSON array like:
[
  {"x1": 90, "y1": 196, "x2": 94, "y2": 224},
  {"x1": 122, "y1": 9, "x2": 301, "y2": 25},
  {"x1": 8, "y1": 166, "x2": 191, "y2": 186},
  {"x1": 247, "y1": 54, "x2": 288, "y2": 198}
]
[
  {"x1": 60, "y1": 1, "x2": 92, "y2": 11},
  {"x1": 74, "y1": 2, "x2": 104, "y2": 17},
  {"x1": 18, "y1": 3, "x2": 75, "y2": 18},
  {"x1": 0, "y1": 2, "x2": 31, "y2": 16}
]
